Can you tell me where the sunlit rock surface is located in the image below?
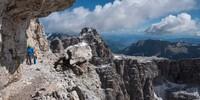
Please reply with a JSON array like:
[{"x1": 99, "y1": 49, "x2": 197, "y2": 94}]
[
  {"x1": 48, "y1": 28, "x2": 200, "y2": 100},
  {"x1": 1, "y1": 0, "x2": 200, "y2": 100},
  {"x1": 0, "y1": 0, "x2": 74, "y2": 94},
  {"x1": 0, "y1": 0, "x2": 74, "y2": 73},
  {"x1": 26, "y1": 19, "x2": 49, "y2": 52}
]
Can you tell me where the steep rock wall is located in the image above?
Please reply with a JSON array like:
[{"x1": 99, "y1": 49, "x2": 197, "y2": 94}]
[
  {"x1": 0, "y1": 0, "x2": 74, "y2": 89},
  {"x1": 156, "y1": 59, "x2": 200, "y2": 84},
  {"x1": 49, "y1": 28, "x2": 200, "y2": 100},
  {"x1": 26, "y1": 19, "x2": 49, "y2": 52},
  {"x1": 0, "y1": 0, "x2": 74, "y2": 73},
  {"x1": 114, "y1": 57, "x2": 159, "y2": 100},
  {"x1": 49, "y1": 28, "x2": 162, "y2": 100},
  {"x1": 154, "y1": 59, "x2": 200, "y2": 100}
]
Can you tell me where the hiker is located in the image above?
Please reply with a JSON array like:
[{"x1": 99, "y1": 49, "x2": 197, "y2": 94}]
[{"x1": 27, "y1": 46, "x2": 34, "y2": 65}]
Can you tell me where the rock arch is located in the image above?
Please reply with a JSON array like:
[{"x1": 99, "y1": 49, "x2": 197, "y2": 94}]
[{"x1": 0, "y1": 0, "x2": 74, "y2": 76}]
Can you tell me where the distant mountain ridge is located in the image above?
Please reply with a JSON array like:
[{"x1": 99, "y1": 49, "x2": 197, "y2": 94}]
[
  {"x1": 102, "y1": 34, "x2": 200, "y2": 53},
  {"x1": 169, "y1": 37, "x2": 200, "y2": 45},
  {"x1": 44, "y1": 30, "x2": 200, "y2": 100},
  {"x1": 121, "y1": 39, "x2": 200, "y2": 60}
]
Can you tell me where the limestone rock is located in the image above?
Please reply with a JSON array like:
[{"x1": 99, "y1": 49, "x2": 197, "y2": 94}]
[
  {"x1": 65, "y1": 42, "x2": 92, "y2": 65},
  {"x1": 156, "y1": 59, "x2": 200, "y2": 84},
  {"x1": 80, "y1": 27, "x2": 113, "y2": 65},
  {"x1": 49, "y1": 27, "x2": 114, "y2": 66},
  {"x1": 1, "y1": 0, "x2": 200, "y2": 99},
  {"x1": 53, "y1": 42, "x2": 93, "y2": 75},
  {"x1": 48, "y1": 28, "x2": 159, "y2": 100},
  {"x1": 2, "y1": 23, "x2": 200, "y2": 100},
  {"x1": 153, "y1": 59, "x2": 200, "y2": 100},
  {"x1": 26, "y1": 19, "x2": 49, "y2": 52},
  {"x1": 166, "y1": 87, "x2": 200, "y2": 100},
  {"x1": 48, "y1": 27, "x2": 200, "y2": 100},
  {"x1": 0, "y1": 0, "x2": 74, "y2": 93},
  {"x1": 113, "y1": 56, "x2": 160, "y2": 100},
  {"x1": 50, "y1": 37, "x2": 64, "y2": 53},
  {"x1": 0, "y1": 0, "x2": 74, "y2": 72},
  {"x1": 49, "y1": 33, "x2": 80, "y2": 53}
]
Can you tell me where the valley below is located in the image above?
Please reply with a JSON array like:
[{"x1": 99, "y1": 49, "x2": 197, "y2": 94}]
[
  {"x1": 120, "y1": 39, "x2": 200, "y2": 60},
  {"x1": 0, "y1": 0, "x2": 200, "y2": 100},
  {"x1": 46, "y1": 27, "x2": 200, "y2": 100}
]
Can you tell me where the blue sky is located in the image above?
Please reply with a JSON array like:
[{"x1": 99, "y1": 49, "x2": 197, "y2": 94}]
[
  {"x1": 71, "y1": 0, "x2": 114, "y2": 10},
  {"x1": 72, "y1": 0, "x2": 200, "y2": 18},
  {"x1": 40, "y1": 0, "x2": 200, "y2": 37}
]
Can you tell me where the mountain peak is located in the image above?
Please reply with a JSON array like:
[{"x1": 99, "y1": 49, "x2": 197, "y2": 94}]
[
  {"x1": 80, "y1": 27, "x2": 98, "y2": 36},
  {"x1": 122, "y1": 39, "x2": 200, "y2": 59}
]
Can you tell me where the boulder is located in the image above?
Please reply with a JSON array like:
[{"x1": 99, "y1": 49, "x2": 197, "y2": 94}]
[{"x1": 65, "y1": 42, "x2": 92, "y2": 65}]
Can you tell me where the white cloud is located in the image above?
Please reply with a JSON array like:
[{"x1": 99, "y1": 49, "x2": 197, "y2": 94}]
[
  {"x1": 146, "y1": 13, "x2": 199, "y2": 34},
  {"x1": 196, "y1": 31, "x2": 200, "y2": 36},
  {"x1": 40, "y1": 0, "x2": 196, "y2": 33}
]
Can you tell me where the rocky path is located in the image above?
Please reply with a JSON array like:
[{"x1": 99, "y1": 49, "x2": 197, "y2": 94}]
[
  {"x1": 0, "y1": 63, "x2": 53, "y2": 100},
  {"x1": 0, "y1": 51, "x2": 105, "y2": 100}
]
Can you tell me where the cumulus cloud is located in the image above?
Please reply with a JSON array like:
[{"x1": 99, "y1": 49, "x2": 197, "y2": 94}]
[
  {"x1": 196, "y1": 31, "x2": 200, "y2": 36},
  {"x1": 40, "y1": 0, "x2": 196, "y2": 33},
  {"x1": 145, "y1": 13, "x2": 199, "y2": 34}
]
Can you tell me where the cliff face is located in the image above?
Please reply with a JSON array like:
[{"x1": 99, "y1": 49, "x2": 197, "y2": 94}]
[
  {"x1": 26, "y1": 19, "x2": 49, "y2": 53},
  {"x1": 154, "y1": 59, "x2": 200, "y2": 100},
  {"x1": 1, "y1": 1, "x2": 200, "y2": 100},
  {"x1": 0, "y1": 0, "x2": 74, "y2": 88},
  {"x1": 50, "y1": 28, "x2": 159, "y2": 100},
  {"x1": 48, "y1": 28, "x2": 200, "y2": 100},
  {"x1": 1, "y1": 23, "x2": 200, "y2": 99},
  {"x1": 156, "y1": 59, "x2": 200, "y2": 85},
  {"x1": 0, "y1": 0, "x2": 74, "y2": 72},
  {"x1": 121, "y1": 39, "x2": 200, "y2": 60},
  {"x1": 113, "y1": 56, "x2": 159, "y2": 100}
]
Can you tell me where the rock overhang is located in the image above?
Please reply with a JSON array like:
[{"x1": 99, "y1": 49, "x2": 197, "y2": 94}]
[
  {"x1": 0, "y1": 0, "x2": 75, "y2": 80},
  {"x1": 4, "y1": 0, "x2": 75, "y2": 18}
]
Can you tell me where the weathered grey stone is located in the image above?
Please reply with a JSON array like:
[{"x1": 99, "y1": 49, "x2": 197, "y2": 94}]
[
  {"x1": 26, "y1": 19, "x2": 49, "y2": 52},
  {"x1": 65, "y1": 42, "x2": 92, "y2": 65},
  {"x1": 0, "y1": 0, "x2": 74, "y2": 94},
  {"x1": 0, "y1": 0, "x2": 74, "y2": 73},
  {"x1": 156, "y1": 59, "x2": 200, "y2": 84},
  {"x1": 1, "y1": 1, "x2": 200, "y2": 99},
  {"x1": 80, "y1": 27, "x2": 113, "y2": 65},
  {"x1": 50, "y1": 37, "x2": 64, "y2": 53}
]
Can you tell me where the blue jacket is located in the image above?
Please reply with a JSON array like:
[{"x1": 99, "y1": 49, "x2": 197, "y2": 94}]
[{"x1": 27, "y1": 47, "x2": 34, "y2": 56}]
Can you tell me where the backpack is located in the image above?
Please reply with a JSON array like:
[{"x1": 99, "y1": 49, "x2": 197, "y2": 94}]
[{"x1": 27, "y1": 47, "x2": 34, "y2": 56}]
